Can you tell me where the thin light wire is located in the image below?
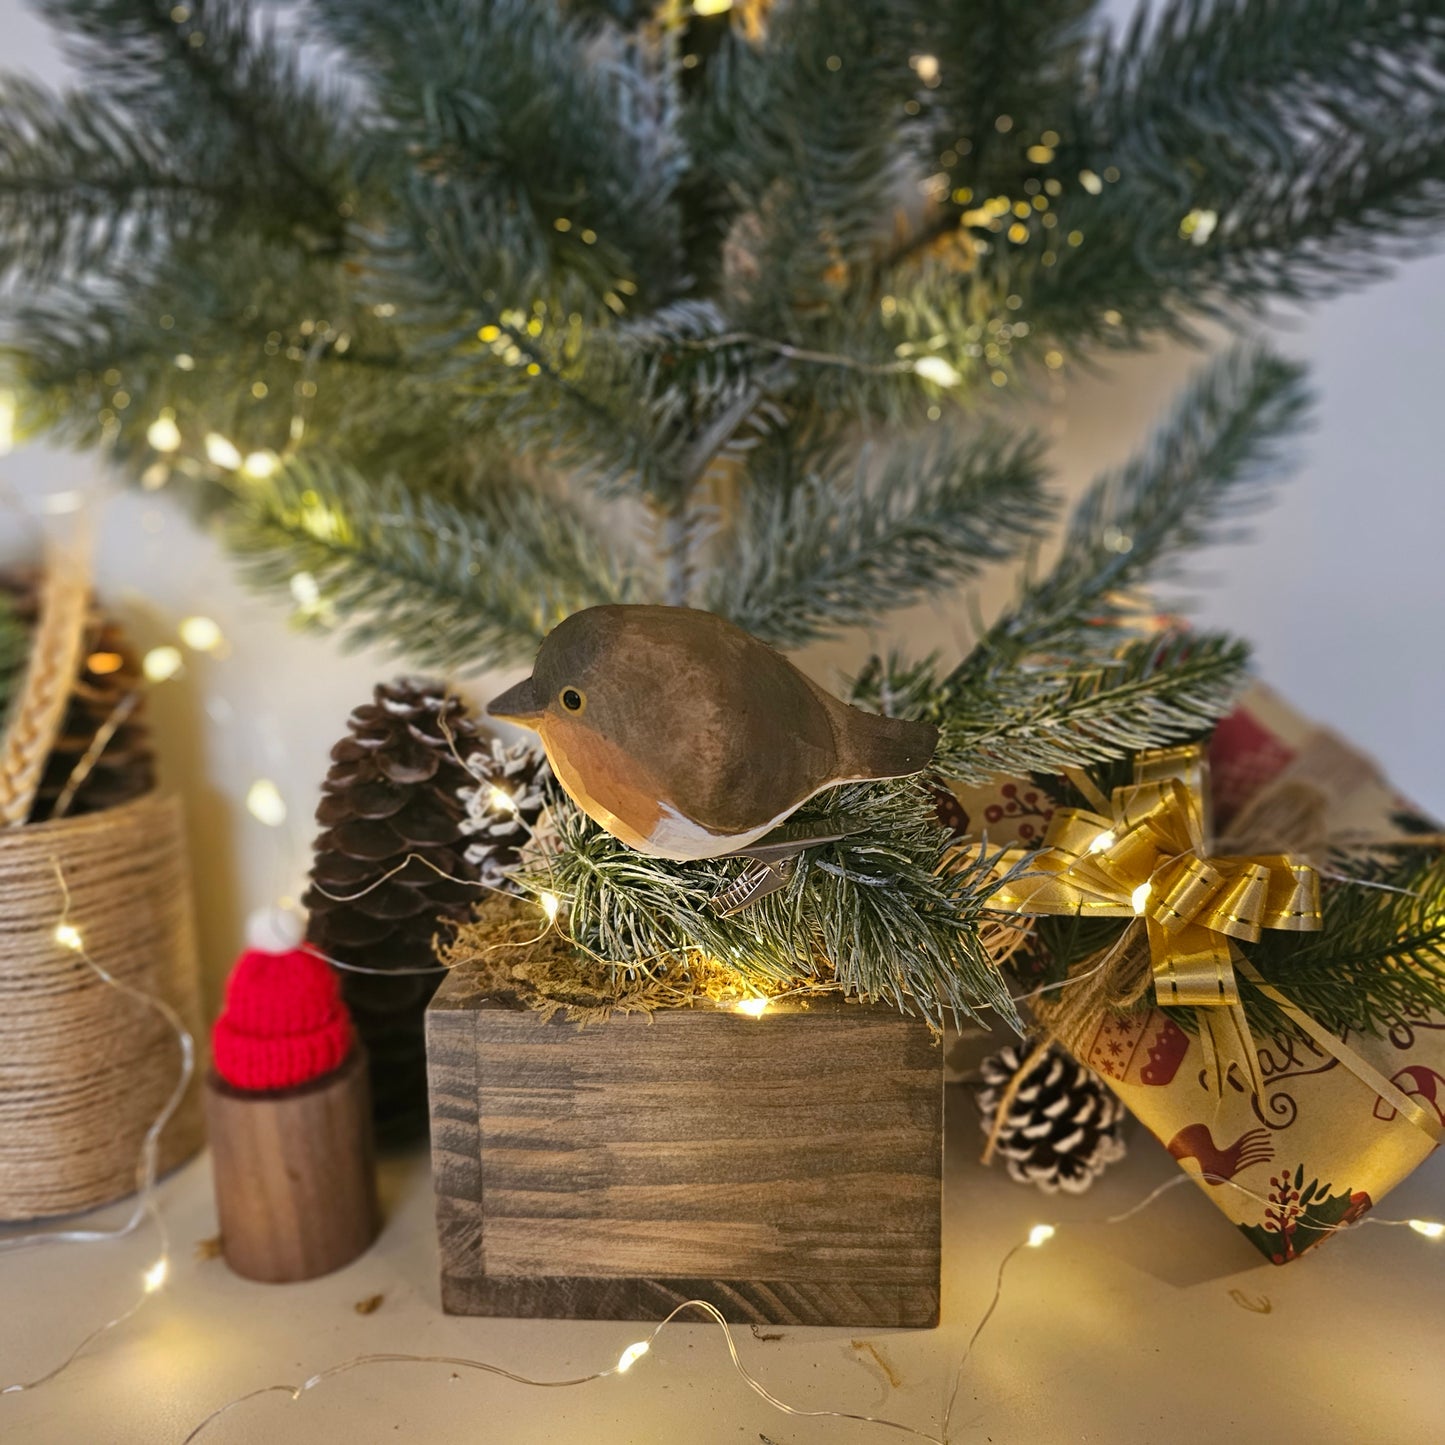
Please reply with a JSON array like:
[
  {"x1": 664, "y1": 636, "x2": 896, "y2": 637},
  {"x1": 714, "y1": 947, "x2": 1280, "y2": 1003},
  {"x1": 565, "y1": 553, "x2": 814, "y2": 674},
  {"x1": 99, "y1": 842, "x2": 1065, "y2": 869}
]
[
  {"x1": 171, "y1": 1167, "x2": 1442, "y2": 1445},
  {"x1": 180, "y1": 1299, "x2": 947, "y2": 1445},
  {"x1": 1, "y1": 859, "x2": 193, "y2": 1394},
  {"x1": 939, "y1": 1167, "x2": 1438, "y2": 1440}
]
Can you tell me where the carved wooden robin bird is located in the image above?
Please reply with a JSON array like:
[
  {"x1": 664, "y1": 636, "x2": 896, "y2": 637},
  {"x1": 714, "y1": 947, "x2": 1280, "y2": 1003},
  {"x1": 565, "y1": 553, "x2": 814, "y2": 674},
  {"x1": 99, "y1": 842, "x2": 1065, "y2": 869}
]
[{"x1": 487, "y1": 605, "x2": 938, "y2": 863}]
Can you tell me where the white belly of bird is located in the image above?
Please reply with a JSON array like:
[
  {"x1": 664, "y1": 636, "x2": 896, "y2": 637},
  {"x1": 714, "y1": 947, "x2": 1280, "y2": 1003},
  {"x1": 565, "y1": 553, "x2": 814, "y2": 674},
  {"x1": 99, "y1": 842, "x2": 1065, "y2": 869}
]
[{"x1": 643, "y1": 799, "x2": 805, "y2": 861}]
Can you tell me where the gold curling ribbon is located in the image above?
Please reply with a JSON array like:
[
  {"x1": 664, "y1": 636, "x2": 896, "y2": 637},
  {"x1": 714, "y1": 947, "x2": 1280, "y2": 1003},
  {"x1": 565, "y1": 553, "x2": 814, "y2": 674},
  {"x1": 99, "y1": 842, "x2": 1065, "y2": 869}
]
[{"x1": 991, "y1": 743, "x2": 1321, "y2": 1097}]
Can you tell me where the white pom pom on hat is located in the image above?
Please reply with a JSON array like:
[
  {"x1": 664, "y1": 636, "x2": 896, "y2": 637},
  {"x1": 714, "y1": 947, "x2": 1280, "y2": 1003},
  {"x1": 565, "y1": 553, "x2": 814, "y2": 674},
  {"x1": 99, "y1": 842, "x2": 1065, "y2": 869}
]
[{"x1": 245, "y1": 905, "x2": 307, "y2": 955}]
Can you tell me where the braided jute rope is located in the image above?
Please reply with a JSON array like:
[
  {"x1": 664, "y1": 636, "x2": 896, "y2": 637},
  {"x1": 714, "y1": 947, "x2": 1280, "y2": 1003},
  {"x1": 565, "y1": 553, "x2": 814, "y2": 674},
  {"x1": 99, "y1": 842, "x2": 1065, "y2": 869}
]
[{"x1": 0, "y1": 791, "x2": 204, "y2": 1220}]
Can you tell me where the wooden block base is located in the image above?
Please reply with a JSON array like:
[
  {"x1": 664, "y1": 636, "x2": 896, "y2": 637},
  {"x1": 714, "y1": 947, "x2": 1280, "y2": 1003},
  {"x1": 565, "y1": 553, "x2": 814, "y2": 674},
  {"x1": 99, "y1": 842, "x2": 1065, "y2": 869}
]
[
  {"x1": 206, "y1": 1049, "x2": 381, "y2": 1283},
  {"x1": 427, "y1": 982, "x2": 942, "y2": 1327}
]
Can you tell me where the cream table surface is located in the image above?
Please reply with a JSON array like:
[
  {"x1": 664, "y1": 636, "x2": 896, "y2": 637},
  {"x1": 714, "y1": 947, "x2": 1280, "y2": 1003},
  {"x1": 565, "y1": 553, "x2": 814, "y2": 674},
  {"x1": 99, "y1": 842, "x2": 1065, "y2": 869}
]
[{"x1": 3, "y1": 1054, "x2": 1443, "y2": 1445}]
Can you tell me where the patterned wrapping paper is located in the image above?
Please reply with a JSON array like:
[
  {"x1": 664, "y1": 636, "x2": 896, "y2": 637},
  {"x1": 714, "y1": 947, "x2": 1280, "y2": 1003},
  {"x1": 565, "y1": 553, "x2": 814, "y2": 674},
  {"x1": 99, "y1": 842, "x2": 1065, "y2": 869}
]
[{"x1": 949, "y1": 683, "x2": 1444, "y2": 1264}]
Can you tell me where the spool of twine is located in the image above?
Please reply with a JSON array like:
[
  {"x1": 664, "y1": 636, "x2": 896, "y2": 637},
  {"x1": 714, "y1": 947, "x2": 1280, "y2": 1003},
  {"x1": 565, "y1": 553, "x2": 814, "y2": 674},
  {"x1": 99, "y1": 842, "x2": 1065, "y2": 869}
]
[{"x1": 0, "y1": 792, "x2": 204, "y2": 1221}]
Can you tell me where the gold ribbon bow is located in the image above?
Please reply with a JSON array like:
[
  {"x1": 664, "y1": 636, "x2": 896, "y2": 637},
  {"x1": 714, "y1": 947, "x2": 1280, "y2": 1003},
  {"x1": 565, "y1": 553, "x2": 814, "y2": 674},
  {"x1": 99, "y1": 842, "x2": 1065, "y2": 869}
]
[{"x1": 992, "y1": 744, "x2": 1322, "y2": 1095}]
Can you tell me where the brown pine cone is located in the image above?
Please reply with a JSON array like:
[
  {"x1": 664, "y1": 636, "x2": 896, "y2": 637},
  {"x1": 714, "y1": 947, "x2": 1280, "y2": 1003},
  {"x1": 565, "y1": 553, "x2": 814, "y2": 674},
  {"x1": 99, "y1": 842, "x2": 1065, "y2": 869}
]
[
  {"x1": 304, "y1": 678, "x2": 485, "y2": 1145},
  {"x1": 0, "y1": 572, "x2": 156, "y2": 821}
]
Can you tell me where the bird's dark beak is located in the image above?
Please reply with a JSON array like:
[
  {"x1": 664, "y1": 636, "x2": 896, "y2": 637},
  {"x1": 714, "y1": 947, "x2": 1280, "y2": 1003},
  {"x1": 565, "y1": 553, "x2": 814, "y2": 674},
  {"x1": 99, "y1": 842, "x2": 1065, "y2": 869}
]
[{"x1": 487, "y1": 675, "x2": 546, "y2": 727}]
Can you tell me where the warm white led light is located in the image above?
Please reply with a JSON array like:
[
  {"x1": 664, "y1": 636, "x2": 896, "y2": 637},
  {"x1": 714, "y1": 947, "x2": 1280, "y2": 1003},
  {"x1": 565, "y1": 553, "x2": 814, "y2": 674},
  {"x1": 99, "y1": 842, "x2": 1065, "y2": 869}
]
[
  {"x1": 204, "y1": 433, "x2": 243, "y2": 470},
  {"x1": 53, "y1": 923, "x2": 83, "y2": 952},
  {"x1": 179, "y1": 615, "x2": 223, "y2": 652},
  {"x1": 1409, "y1": 1219, "x2": 1445, "y2": 1240},
  {"x1": 540, "y1": 892, "x2": 561, "y2": 923},
  {"x1": 490, "y1": 786, "x2": 519, "y2": 815},
  {"x1": 1088, "y1": 830, "x2": 1116, "y2": 854},
  {"x1": 246, "y1": 779, "x2": 288, "y2": 828},
  {"x1": 143, "y1": 1258, "x2": 169, "y2": 1293},
  {"x1": 142, "y1": 646, "x2": 184, "y2": 683},
  {"x1": 146, "y1": 415, "x2": 181, "y2": 452},
  {"x1": 615, "y1": 1341, "x2": 650, "y2": 1374},
  {"x1": 290, "y1": 571, "x2": 321, "y2": 607},
  {"x1": 912, "y1": 53, "x2": 940, "y2": 84},
  {"x1": 1027, "y1": 1223, "x2": 1056, "y2": 1248},
  {"x1": 733, "y1": 998, "x2": 769, "y2": 1019},
  {"x1": 912, "y1": 355, "x2": 962, "y2": 388},
  {"x1": 1131, "y1": 881, "x2": 1152, "y2": 915},
  {"x1": 241, "y1": 450, "x2": 279, "y2": 480}
]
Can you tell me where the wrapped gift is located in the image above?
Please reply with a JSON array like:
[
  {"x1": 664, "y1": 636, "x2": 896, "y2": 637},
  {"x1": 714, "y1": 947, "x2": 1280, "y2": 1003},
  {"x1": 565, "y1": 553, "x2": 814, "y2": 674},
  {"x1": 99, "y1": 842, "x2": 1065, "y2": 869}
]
[{"x1": 969, "y1": 683, "x2": 1444, "y2": 1264}]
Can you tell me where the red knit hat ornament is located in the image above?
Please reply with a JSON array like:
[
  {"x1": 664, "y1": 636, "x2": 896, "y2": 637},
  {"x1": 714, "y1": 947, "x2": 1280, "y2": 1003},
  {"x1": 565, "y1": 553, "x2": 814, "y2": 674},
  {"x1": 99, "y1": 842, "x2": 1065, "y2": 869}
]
[{"x1": 212, "y1": 909, "x2": 353, "y2": 1092}]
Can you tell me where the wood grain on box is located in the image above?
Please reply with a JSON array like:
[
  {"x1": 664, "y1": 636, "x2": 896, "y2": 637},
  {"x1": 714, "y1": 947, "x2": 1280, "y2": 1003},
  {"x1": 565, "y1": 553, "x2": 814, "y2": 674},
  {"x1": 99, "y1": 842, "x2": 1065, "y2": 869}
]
[{"x1": 428, "y1": 970, "x2": 942, "y2": 1327}]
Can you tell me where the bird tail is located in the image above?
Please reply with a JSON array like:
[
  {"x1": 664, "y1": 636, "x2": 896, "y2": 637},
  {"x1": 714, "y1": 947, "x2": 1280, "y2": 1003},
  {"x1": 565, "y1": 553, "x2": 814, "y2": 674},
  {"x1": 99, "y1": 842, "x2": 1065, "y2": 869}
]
[{"x1": 832, "y1": 703, "x2": 939, "y2": 782}]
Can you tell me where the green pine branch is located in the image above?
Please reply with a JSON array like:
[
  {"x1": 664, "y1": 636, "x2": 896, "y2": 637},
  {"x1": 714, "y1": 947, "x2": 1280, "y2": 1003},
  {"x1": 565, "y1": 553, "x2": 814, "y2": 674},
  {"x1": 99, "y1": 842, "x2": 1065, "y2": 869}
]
[
  {"x1": 0, "y1": 77, "x2": 228, "y2": 282},
  {"x1": 705, "y1": 427, "x2": 1052, "y2": 649},
  {"x1": 694, "y1": 1, "x2": 914, "y2": 329},
  {"x1": 899, "y1": 0, "x2": 1094, "y2": 219},
  {"x1": 932, "y1": 629, "x2": 1252, "y2": 782},
  {"x1": 504, "y1": 299, "x2": 774, "y2": 507},
  {"x1": 1244, "y1": 848, "x2": 1445, "y2": 1040},
  {"x1": 972, "y1": 344, "x2": 1309, "y2": 666},
  {"x1": 527, "y1": 774, "x2": 1020, "y2": 1028},
  {"x1": 844, "y1": 345, "x2": 1302, "y2": 783},
  {"x1": 6, "y1": 234, "x2": 424, "y2": 476},
  {"x1": 1089, "y1": 0, "x2": 1441, "y2": 170},
  {"x1": 924, "y1": 345, "x2": 1308, "y2": 777},
  {"x1": 1031, "y1": 0, "x2": 1445, "y2": 338},
  {"x1": 32, "y1": 0, "x2": 351, "y2": 254},
  {"x1": 317, "y1": 0, "x2": 686, "y2": 315},
  {"x1": 224, "y1": 456, "x2": 639, "y2": 671}
]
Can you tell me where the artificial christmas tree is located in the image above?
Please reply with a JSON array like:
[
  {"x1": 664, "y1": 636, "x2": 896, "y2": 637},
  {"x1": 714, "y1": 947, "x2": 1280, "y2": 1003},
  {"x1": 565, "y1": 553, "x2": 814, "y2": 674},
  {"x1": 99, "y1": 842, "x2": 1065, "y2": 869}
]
[
  {"x1": 303, "y1": 678, "x2": 484, "y2": 1143},
  {"x1": 0, "y1": 2, "x2": 1441, "y2": 1035}
]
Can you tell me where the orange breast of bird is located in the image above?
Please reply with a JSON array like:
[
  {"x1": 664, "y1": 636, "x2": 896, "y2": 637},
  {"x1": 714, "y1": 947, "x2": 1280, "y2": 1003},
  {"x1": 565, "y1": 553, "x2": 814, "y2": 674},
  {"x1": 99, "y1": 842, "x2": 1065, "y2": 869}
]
[{"x1": 541, "y1": 714, "x2": 664, "y2": 851}]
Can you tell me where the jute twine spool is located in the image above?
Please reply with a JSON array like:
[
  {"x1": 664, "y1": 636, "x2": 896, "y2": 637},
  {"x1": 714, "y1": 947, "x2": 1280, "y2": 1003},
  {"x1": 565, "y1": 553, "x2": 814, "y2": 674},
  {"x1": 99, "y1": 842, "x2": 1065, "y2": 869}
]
[{"x1": 0, "y1": 792, "x2": 204, "y2": 1220}]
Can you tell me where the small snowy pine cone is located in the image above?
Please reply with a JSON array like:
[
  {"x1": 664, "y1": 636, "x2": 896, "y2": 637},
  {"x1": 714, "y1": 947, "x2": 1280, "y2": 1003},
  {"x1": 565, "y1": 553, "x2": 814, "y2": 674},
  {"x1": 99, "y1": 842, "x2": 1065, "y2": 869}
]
[
  {"x1": 456, "y1": 736, "x2": 553, "y2": 893},
  {"x1": 977, "y1": 1042, "x2": 1128, "y2": 1195}
]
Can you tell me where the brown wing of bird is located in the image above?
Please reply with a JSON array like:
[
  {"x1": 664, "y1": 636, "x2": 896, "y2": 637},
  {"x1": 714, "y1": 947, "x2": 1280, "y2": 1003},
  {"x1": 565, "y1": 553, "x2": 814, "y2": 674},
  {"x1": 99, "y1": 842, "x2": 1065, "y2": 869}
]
[
  {"x1": 811, "y1": 683, "x2": 939, "y2": 783},
  {"x1": 645, "y1": 616, "x2": 839, "y2": 836}
]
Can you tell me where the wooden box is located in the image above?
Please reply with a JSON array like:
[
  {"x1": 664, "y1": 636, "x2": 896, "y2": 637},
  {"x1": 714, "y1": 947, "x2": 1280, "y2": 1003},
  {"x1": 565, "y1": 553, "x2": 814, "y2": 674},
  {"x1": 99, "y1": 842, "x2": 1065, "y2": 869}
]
[{"x1": 426, "y1": 971, "x2": 942, "y2": 1327}]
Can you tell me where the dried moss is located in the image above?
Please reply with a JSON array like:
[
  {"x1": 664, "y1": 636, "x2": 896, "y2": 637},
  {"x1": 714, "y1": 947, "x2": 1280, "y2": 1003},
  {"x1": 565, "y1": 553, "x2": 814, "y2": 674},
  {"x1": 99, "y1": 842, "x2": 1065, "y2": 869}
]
[{"x1": 440, "y1": 894, "x2": 843, "y2": 1024}]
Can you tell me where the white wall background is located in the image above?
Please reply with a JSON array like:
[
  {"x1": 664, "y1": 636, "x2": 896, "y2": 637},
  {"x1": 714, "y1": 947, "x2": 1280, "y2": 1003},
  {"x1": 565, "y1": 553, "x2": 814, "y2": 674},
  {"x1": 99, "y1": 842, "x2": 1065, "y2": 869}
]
[{"x1": 2, "y1": 3, "x2": 1442, "y2": 1003}]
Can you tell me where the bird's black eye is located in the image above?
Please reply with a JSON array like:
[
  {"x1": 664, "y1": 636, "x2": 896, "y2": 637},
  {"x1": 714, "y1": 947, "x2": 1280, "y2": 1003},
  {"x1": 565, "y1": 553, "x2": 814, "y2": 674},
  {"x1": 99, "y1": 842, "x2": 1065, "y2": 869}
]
[{"x1": 561, "y1": 687, "x2": 584, "y2": 713}]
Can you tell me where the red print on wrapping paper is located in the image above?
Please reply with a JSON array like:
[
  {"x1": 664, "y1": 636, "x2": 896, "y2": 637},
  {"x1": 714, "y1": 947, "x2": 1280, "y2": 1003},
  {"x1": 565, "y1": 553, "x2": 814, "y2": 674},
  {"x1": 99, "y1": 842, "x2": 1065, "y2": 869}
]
[
  {"x1": 1207, "y1": 707, "x2": 1297, "y2": 830},
  {"x1": 1373, "y1": 1066, "x2": 1445, "y2": 1127},
  {"x1": 928, "y1": 781, "x2": 971, "y2": 837},
  {"x1": 1084, "y1": 1013, "x2": 1188, "y2": 1086},
  {"x1": 981, "y1": 782, "x2": 1055, "y2": 843},
  {"x1": 1140, "y1": 1017, "x2": 1190, "y2": 1084},
  {"x1": 1243, "y1": 1168, "x2": 1373, "y2": 1265},
  {"x1": 1166, "y1": 1124, "x2": 1274, "y2": 1184}
]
